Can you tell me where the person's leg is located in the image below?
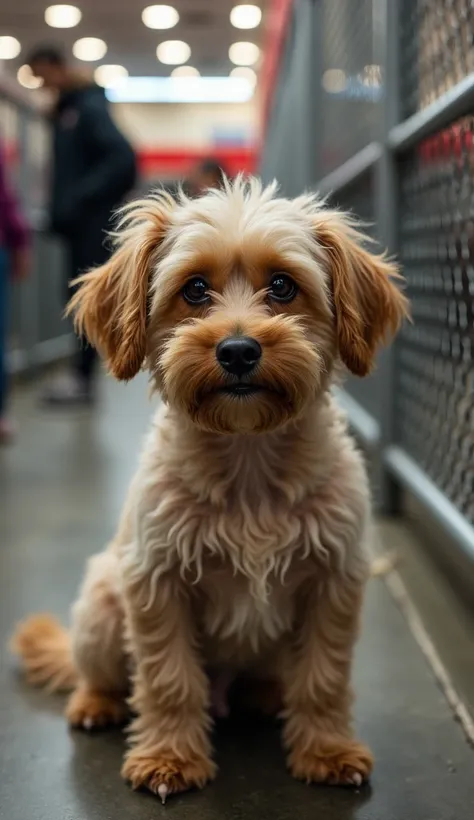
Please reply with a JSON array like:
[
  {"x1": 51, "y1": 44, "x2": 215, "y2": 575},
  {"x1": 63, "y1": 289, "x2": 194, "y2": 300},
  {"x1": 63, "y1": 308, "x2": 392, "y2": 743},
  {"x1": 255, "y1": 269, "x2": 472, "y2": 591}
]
[
  {"x1": 43, "y1": 222, "x2": 109, "y2": 405},
  {"x1": 69, "y1": 273, "x2": 99, "y2": 395},
  {"x1": 41, "y1": 241, "x2": 94, "y2": 405},
  {"x1": 68, "y1": 218, "x2": 113, "y2": 396}
]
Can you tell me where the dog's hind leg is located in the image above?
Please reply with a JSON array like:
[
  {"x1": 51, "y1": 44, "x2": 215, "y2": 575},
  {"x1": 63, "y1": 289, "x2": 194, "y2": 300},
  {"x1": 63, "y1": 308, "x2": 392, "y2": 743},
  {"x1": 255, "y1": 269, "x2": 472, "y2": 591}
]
[{"x1": 66, "y1": 549, "x2": 129, "y2": 730}]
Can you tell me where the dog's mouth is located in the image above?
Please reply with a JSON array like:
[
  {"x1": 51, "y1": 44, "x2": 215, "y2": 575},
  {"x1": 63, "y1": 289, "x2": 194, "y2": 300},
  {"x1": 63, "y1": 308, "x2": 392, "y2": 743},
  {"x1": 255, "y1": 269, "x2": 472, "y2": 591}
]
[{"x1": 219, "y1": 383, "x2": 265, "y2": 397}]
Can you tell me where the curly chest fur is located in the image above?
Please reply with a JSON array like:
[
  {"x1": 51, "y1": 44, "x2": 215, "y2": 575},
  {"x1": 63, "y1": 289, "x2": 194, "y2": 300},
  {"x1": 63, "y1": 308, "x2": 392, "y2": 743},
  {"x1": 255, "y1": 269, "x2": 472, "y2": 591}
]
[
  {"x1": 194, "y1": 551, "x2": 311, "y2": 663},
  {"x1": 138, "y1": 494, "x2": 318, "y2": 656},
  {"x1": 141, "y1": 495, "x2": 356, "y2": 665},
  {"x1": 136, "y1": 409, "x2": 371, "y2": 661}
]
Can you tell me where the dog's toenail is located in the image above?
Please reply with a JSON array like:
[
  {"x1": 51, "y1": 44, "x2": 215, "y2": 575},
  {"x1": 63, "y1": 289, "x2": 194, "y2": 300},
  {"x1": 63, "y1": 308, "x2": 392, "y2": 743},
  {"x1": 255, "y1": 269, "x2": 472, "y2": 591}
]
[
  {"x1": 158, "y1": 783, "x2": 168, "y2": 804},
  {"x1": 82, "y1": 717, "x2": 94, "y2": 730},
  {"x1": 352, "y1": 772, "x2": 362, "y2": 787}
]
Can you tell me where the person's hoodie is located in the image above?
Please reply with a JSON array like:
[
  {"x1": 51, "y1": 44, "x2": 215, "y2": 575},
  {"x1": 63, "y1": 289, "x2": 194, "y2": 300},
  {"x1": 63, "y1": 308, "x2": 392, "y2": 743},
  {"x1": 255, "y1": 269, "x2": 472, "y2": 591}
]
[{"x1": 49, "y1": 76, "x2": 136, "y2": 237}]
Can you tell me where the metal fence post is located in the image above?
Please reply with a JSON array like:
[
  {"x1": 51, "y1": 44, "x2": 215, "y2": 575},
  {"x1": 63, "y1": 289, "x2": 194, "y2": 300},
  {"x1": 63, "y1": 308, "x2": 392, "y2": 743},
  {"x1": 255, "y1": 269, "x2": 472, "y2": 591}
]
[{"x1": 374, "y1": 0, "x2": 402, "y2": 513}]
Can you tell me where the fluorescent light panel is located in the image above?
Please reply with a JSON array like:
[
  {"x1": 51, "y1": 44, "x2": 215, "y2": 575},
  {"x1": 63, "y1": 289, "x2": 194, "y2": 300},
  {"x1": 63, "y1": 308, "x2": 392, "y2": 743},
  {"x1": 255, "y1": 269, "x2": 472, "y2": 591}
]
[
  {"x1": 229, "y1": 66, "x2": 257, "y2": 87},
  {"x1": 229, "y1": 41, "x2": 260, "y2": 66},
  {"x1": 0, "y1": 36, "x2": 21, "y2": 59},
  {"x1": 45, "y1": 5, "x2": 82, "y2": 28},
  {"x1": 156, "y1": 39, "x2": 191, "y2": 65},
  {"x1": 171, "y1": 65, "x2": 200, "y2": 78},
  {"x1": 73, "y1": 37, "x2": 107, "y2": 61},
  {"x1": 95, "y1": 64, "x2": 129, "y2": 88},
  {"x1": 142, "y1": 4, "x2": 179, "y2": 29},
  {"x1": 106, "y1": 76, "x2": 254, "y2": 104},
  {"x1": 230, "y1": 5, "x2": 262, "y2": 30}
]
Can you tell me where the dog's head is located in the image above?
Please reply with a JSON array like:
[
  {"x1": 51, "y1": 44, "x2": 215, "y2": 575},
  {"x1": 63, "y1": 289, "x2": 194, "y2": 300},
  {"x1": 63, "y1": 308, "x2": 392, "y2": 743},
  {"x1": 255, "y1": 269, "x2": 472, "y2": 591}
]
[{"x1": 68, "y1": 177, "x2": 409, "y2": 434}]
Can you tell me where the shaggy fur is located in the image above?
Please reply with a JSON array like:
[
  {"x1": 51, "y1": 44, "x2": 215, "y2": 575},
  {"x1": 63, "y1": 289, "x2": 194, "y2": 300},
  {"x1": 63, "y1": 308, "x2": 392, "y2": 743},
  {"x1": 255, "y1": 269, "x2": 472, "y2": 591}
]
[{"x1": 11, "y1": 177, "x2": 409, "y2": 799}]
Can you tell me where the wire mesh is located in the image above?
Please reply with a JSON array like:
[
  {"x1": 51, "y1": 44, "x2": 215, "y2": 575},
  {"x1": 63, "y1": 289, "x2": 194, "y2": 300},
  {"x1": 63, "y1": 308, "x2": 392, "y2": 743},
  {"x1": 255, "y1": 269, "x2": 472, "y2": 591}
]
[
  {"x1": 400, "y1": 0, "x2": 474, "y2": 120},
  {"x1": 397, "y1": 117, "x2": 474, "y2": 524},
  {"x1": 320, "y1": 0, "x2": 380, "y2": 174}
]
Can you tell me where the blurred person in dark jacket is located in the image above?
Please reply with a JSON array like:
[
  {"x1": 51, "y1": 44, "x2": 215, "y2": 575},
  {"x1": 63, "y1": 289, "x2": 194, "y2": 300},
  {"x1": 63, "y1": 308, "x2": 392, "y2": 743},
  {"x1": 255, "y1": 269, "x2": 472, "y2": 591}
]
[
  {"x1": 0, "y1": 143, "x2": 31, "y2": 442},
  {"x1": 186, "y1": 158, "x2": 226, "y2": 197},
  {"x1": 28, "y1": 45, "x2": 137, "y2": 405}
]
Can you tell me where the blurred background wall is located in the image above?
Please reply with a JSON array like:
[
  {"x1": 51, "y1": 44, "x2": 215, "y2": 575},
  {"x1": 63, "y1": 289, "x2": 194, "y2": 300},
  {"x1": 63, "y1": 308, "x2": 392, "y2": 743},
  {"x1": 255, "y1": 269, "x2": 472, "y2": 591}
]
[{"x1": 113, "y1": 100, "x2": 257, "y2": 183}]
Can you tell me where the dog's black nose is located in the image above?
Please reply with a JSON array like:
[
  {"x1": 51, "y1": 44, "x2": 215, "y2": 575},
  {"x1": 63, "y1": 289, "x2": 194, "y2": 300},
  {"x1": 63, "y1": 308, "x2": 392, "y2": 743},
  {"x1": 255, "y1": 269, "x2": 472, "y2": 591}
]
[{"x1": 216, "y1": 336, "x2": 262, "y2": 377}]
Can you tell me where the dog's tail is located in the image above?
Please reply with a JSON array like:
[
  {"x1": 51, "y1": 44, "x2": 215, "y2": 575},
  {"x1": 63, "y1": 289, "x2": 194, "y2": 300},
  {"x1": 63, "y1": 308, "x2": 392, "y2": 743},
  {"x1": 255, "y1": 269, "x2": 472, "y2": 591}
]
[{"x1": 10, "y1": 614, "x2": 78, "y2": 693}]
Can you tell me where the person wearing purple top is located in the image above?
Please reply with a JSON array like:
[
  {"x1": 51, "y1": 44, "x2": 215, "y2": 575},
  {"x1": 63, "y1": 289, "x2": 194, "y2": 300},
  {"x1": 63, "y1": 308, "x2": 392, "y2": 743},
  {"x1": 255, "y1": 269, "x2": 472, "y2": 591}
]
[{"x1": 0, "y1": 143, "x2": 30, "y2": 442}]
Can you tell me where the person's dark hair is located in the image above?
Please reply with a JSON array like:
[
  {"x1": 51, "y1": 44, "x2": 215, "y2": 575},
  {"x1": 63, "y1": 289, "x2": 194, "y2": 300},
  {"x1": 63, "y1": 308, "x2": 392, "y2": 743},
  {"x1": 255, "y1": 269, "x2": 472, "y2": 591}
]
[
  {"x1": 26, "y1": 45, "x2": 66, "y2": 67},
  {"x1": 199, "y1": 159, "x2": 224, "y2": 178}
]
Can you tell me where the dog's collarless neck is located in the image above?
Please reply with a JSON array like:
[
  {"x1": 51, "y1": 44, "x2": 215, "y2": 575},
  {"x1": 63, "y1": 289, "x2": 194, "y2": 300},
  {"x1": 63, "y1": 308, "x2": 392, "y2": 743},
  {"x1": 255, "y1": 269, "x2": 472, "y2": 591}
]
[{"x1": 160, "y1": 398, "x2": 338, "y2": 506}]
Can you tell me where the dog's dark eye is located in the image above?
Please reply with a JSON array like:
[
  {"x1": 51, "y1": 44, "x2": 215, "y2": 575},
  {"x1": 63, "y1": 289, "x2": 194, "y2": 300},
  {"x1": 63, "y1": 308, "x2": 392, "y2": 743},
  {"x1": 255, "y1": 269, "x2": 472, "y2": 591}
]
[
  {"x1": 182, "y1": 277, "x2": 210, "y2": 305},
  {"x1": 268, "y1": 273, "x2": 298, "y2": 303}
]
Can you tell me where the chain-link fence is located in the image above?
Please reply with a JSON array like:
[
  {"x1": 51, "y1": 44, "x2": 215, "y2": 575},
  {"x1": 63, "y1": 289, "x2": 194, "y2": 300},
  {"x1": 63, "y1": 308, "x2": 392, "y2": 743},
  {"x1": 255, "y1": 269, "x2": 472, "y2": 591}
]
[
  {"x1": 320, "y1": 0, "x2": 378, "y2": 173},
  {"x1": 261, "y1": 0, "x2": 474, "y2": 560}
]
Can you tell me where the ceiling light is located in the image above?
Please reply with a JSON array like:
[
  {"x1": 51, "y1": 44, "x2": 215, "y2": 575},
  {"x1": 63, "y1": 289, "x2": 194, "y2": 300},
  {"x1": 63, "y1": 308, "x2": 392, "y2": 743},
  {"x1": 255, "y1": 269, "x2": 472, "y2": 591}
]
[
  {"x1": 171, "y1": 65, "x2": 200, "y2": 78},
  {"x1": 230, "y1": 66, "x2": 257, "y2": 88},
  {"x1": 106, "y1": 76, "x2": 254, "y2": 104},
  {"x1": 45, "y1": 5, "x2": 82, "y2": 28},
  {"x1": 17, "y1": 64, "x2": 43, "y2": 89},
  {"x1": 156, "y1": 40, "x2": 190, "y2": 65},
  {"x1": 229, "y1": 41, "x2": 260, "y2": 66},
  {"x1": 230, "y1": 4, "x2": 262, "y2": 29},
  {"x1": 142, "y1": 4, "x2": 179, "y2": 29},
  {"x1": 95, "y1": 64, "x2": 129, "y2": 88},
  {"x1": 0, "y1": 36, "x2": 21, "y2": 60},
  {"x1": 73, "y1": 37, "x2": 107, "y2": 61}
]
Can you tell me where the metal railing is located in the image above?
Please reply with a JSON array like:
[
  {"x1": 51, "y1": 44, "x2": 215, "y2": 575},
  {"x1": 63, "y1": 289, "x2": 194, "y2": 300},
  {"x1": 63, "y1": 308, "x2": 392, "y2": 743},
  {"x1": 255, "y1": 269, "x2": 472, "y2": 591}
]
[
  {"x1": 261, "y1": 0, "x2": 474, "y2": 564},
  {"x1": 0, "y1": 75, "x2": 73, "y2": 377}
]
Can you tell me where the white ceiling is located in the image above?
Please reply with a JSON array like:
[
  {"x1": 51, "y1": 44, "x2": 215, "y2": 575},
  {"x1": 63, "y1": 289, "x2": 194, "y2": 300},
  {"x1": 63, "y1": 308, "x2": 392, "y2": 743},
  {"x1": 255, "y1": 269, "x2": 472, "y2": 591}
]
[{"x1": 0, "y1": 2, "x2": 267, "y2": 78}]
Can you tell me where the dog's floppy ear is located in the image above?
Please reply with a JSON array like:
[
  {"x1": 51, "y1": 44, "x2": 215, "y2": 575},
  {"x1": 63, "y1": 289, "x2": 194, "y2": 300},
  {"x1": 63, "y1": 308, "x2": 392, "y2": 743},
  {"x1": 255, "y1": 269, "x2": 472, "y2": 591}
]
[
  {"x1": 67, "y1": 194, "x2": 172, "y2": 381},
  {"x1": 314, "y1": 211, "x2": 409, "y2": 376}
]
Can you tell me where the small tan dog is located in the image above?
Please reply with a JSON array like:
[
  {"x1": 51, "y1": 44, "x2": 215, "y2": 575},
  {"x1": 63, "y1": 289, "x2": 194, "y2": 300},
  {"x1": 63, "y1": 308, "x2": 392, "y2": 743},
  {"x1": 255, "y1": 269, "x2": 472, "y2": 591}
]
[{"x1": 12, "y1": 177, "x2": 408, "y2": 801}]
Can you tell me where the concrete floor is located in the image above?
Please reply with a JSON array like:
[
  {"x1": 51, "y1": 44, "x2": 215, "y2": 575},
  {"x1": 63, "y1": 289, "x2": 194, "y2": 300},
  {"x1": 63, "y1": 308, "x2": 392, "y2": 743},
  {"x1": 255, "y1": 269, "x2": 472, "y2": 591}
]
[{"x1": 1, "y1": 375, "x2": 474, "y2": 820}]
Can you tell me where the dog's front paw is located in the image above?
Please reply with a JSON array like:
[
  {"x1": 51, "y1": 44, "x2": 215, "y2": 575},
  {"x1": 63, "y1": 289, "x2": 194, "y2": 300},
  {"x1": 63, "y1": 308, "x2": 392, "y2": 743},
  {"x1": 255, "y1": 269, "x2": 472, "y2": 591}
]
[
  {"x1": 288, "y1": 738, "x2": 373, "y2": 787},
  {"x1": 122, "y1": 751, "x2": 216, "y2": 801},
  {"x1": 66, "y1": 686, "x2": 128, "y2": 730}
]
